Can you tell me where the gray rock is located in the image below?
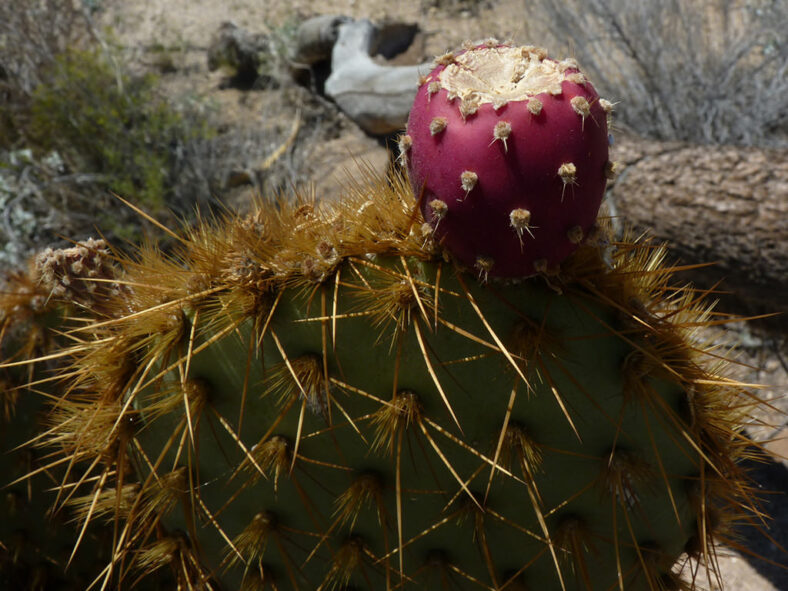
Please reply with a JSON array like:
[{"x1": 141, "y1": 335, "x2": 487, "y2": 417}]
[
  {"x1": 207, "y1": 21, "x2": 271, "y2": 84},
  {"x1": 290, "y1": 14, "x2": 352, "y2": 65},
  {"x1": 324, "y1": 19, "x2": 431, "y2": 135}
]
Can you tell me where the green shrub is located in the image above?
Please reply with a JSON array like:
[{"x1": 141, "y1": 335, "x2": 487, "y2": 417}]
[{"x1": 27, "y1": 47, "x2": 214, "y2": 211}]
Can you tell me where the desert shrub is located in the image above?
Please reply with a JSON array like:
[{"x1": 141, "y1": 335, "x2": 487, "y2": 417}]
[
  {"x1": 0, "y1": 1, "x2": 224, "y2": 271},
  {"x1": 0, "y1": 0, "x2": 93, "y2": 144},
  {"x1": 528, "y1": 0, "x2": 788, "y2": 146},
  {"x1": 26, "y1": 47, "x2": 215, "y2": 211}
]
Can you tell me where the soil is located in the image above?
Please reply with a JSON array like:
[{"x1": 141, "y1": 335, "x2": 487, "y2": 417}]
[{"x1": 96, "y1": 1, "x2": 788, "y2": 589}]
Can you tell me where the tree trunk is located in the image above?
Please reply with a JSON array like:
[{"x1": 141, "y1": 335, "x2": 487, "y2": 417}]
[{"x1": 608, "y1": 134, "x2": 788, "y2": 324}]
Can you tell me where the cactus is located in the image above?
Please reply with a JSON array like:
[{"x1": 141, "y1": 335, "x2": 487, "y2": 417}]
[
  {"x1": 1, "y1": 262, "x2": 56, "y2": 589},
  {"x1": 7, "y1": 43, "x2": 773, "y2": 591},
  {"x1": 18, "y1": 175, "x2": 766, "y2": 591},
  {"x1": 0, "y1": 240, "x2": 123, "y2": 589},
  {"x1": 403, "y1": 42, "x2": 612, "y2": 278}
]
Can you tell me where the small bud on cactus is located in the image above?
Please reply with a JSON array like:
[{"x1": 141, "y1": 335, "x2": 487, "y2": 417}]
[{"x1": 407, "y1": 43, "x2": 611, "y2": 277}]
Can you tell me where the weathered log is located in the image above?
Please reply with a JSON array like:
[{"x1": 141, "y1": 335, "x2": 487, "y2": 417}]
[{"x1": 608, "y1": 134, "x2": 788, "y2": 320}]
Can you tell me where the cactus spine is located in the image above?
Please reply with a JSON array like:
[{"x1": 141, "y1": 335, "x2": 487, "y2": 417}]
[{"x1": 4, "y1": 42, "x2": 772, "y2": 591}]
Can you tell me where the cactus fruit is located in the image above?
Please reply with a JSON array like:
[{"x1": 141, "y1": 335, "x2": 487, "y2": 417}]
[
  {"x1": 403, "y1": 42, "x2": 613, "y2": 278},
  {"x1": 12, "y1": 163, "x2": 771, "y2": 591}
]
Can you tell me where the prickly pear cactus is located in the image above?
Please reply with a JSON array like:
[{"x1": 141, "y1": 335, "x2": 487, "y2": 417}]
[
  {"x1": 17, "y1": 42, "x2": 770, "y2": 591},
  {"x1": 0, "y1": 240, "x2": 121, "y2": 589},
  {"x1": 1, "y1": 262, "x2": 55, "y2": 589},
  {"x1": 403, "y1": 42, "x2": 613, "y2": 278}
]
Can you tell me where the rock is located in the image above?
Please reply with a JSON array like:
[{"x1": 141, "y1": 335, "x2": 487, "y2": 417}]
[
  {"x1": 207, "y1": 21, "x2": 271, "y2": 86},
  {"x1": 224, "y1": 168, "x2": 254, "y2": 189},
  {"x1": 290, "y1": 14, "x2": 352, "y2": 66},
  {"x1": 324, "y1": 19, "x2": 430, "y2": 135},
  {"x1": 306, "y1": 131, "x2": 390, "y2": 202}
]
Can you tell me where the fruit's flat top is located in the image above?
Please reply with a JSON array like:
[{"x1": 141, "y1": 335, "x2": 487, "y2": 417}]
[{"x1": 438, "y1": 45, "x2": 568, "y2": 105}]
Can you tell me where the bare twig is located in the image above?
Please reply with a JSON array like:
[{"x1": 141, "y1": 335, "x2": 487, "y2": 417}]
[{"x1": 526, "y1": 0, "x2": 788, "y2": 146}]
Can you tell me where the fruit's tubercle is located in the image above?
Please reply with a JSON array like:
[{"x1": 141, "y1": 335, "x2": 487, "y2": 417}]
[{"x1": 404, "y1": 42, "x2": 615, "y2": 278}]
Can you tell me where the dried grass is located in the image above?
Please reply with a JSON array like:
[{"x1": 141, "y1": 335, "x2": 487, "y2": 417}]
[
  {"x1": 526, "y1": 0, "x2": 788, "y2": 146},
  {"x1": 0, "y1": 0, "x2": 95, "y2": 143}
]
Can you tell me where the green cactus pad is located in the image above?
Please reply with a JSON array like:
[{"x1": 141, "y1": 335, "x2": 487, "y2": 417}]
[
  {"x1": 26, "y1": 172, "x2": 765, "y2": 591},
  {"x1": 0, "y1": 243, "x2": 122, "y2": 590}
]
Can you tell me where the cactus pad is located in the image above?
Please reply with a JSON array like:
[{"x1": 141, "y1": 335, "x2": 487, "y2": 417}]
[
  {"x1": 0, "y1": 241, "x2": 124, "y2": 590},
  {"x1": 16, "y1": 170, "x2": 768, "y2": 591}
]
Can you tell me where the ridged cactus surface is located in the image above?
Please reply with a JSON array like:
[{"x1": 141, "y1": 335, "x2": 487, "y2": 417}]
[{"x1": 20, "y1": 172, "x2": 759, "y2": 591}]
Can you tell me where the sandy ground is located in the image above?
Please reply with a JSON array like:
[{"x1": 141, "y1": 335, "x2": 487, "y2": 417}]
[{"x1": 97, "y1": 1, "x2": 788, "y2": 589}]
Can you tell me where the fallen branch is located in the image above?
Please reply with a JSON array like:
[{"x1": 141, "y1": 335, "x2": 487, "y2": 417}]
[{"x1": 608, "y1": 133, "x2": 788, "y2": 320}]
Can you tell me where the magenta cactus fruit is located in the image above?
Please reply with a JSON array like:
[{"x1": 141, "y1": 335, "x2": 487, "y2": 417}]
[{"x1": 405, "y1": 42, "x2": 613, "y2": 278}]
